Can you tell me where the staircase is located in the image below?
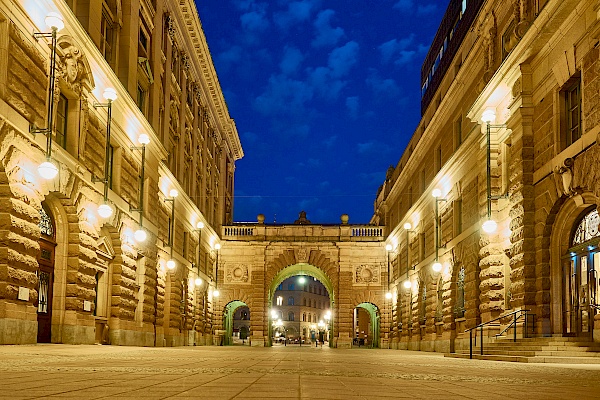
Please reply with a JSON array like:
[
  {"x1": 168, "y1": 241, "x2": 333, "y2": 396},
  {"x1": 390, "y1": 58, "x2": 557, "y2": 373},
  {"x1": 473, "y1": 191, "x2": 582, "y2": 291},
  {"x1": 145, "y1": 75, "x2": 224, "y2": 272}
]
[{"x1": 445, "y1": 336, "x2": 600, "y2": 363}]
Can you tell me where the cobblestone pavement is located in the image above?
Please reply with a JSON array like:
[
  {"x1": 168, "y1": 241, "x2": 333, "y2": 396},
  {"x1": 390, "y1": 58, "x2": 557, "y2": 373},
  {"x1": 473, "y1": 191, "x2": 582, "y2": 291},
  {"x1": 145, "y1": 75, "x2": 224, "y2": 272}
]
[{"x1": 1, "y1": 344, "x2": 599, "y2": 399}]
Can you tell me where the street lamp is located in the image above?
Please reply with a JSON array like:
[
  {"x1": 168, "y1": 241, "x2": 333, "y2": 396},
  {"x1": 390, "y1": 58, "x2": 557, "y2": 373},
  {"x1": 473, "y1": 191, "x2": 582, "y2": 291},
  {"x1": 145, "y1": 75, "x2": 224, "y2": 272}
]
[
  {"x1": 432, "y1": 188, "x2": 446, "y2": 273},
  {"x1": 31, "y1": 12, "x2": 65, "y2": 180},
  {"x1": 131, "y1": 134, "x2": 150, "y2": 242},
  {"x1": 164, "y1": 189, "x2": 178, "y2": 271},
  {"x1": 213, "y1": 243, "x2": 221, "y2": 297},
  {"x1": 94, "y1": 87, "x2": 118, "y2": 218},
  {"x1": 481, "y1": 109, "x2": 506, "y2": 234},
  {"x1": 402, "y1": 222, "x2": 414, "y2": 289}
]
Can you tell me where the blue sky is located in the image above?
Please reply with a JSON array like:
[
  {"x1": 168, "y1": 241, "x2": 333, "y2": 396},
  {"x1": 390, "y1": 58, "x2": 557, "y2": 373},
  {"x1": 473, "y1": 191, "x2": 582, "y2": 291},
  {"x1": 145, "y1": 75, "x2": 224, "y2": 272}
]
[{"x1": 195, "y1": 0, "x2": 448, "y2": 224}]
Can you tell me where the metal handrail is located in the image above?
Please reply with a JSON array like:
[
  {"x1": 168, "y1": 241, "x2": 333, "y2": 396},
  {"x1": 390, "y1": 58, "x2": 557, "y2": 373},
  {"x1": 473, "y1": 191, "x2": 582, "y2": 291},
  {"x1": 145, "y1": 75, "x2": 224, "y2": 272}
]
[
  {"x1": 590, "y1": 303, "x2": 600, "y2": 311},
  {"x1": 464, "y1": 309, "x2": 532, "y2": 359}
]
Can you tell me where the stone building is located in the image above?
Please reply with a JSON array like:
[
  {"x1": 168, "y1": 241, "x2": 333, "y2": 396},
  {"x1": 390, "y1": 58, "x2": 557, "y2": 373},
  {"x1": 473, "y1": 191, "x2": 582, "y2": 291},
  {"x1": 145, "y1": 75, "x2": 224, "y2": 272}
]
[
  {"x1": 0, "y1": 0, "x2": 242, "y2": 345},
  {"x1": 272, "y1": 276, "x2": 330, "y2": 342},
  {"x1": 373, "y1": 0, "x2": 600, "y2": 352}
]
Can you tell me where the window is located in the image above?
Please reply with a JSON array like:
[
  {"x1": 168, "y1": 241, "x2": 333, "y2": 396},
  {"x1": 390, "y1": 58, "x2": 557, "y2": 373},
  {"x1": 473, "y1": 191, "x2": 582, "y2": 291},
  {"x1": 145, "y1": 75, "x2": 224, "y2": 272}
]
[
  {"x1": 453, "y1": 199, "x2": 463, "y2": 236},
  {"x1": 436, "y1": 277, "x2": 444, "y2": 322},
  {"x1": 288, "y1": 296, "x2": 294, "y2": 306},
  {"x1": 138, "y1": 24, "x2": 149, "y2": 58},
  {"x1": 288, "y1": 312, "x2": 294, "y2": 321},
  {"x1": 421, "y1": 169, "x2": 426, "y2": 194},
  {"x1": 408, "y1": 186, "x2": 413, "y2": 207},
  {"x1": 455, "y1": 266, "x2": 465, "y2": 318},
  {"x1": 288, "y1": 283, "x2": 294, "y2": 291},
  {"x1": 55, "y1": 94, "x2": 68, "y2": 149},
  {"x1": 100, "y1": 7, "x2": 115, "y2": 65},
  {"x1": 454, "y1": 117, "x2": 463, "y2": 151},
  {"x1": 461, "y1": 0, "x2": 467, "y2": 15},
  {"x1": 419, "y1": 283, "x2": 426, "y2": 325},
  {"x1": 435, "y1": 145, "x2": 442, "y2": 173},
  {"x1": 564, "y1": 78, "x2": 581, "y2": 148},
  {"x1": 276, "y1": 296, "x2": 283, "y2": 306},
  {"x1": 182, "y1": 232, "x2": 188, "y2": 258},
  {"x1": 136, "y1": 84, "x2": 146, "y2": 114},
  {"x1": 302, "y1": 313, "x2": 306, "y2": 322},
  {"x1": 303, "y1": 298, "x2": 306, "y2": 306},
  {"x1": 420, "y1": 232, "x2": 426, "y2": 262}
]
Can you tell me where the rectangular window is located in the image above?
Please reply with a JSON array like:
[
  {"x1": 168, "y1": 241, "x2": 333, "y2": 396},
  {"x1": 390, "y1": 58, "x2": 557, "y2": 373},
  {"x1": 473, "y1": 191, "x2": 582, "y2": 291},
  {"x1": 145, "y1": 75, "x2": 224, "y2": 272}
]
[
  {"x1": 55, "y1": 94, "x2": 68, "y2": 149},
  {"x1": 138, "y1": 25, "x2": 149, "y2": 58},
  {"x1": 100, "y1": 9, "x2": 114, "y2": 65},
  {"x1": 565, "y1": 80, "x2": 581, "y2": 147},
  {"x1": 454, "y1": 117, "x2": 462, "y2": 150},
  {"x1": 454, "y1": 199, "x2": 463, "y2": 236},
  {"x1": 420, "y1": 232, "x2": 426, "y2": 262},
  {"x1": 183, "y1": 232, "x2": 188, "y2": 259},
  {"x1": 421, "y1": 169, "x2": 426, "y2": 194},
  {"x1": 136, "y1": 84, "x2": 146, "y2": 114},
  {"x1": 435, "y1": 145, "x2": 442, "y2": 173},
  {"x1": 408, "y1": 186, "x2": 413, "y2": 207}
]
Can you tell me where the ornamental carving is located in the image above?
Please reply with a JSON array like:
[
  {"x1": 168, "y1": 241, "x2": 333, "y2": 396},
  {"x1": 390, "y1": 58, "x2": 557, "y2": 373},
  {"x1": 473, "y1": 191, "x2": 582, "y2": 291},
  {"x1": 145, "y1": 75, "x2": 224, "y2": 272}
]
[
  {"x1": 56, "y1": 37, "x2": 94, "y2": 95},
  {"x1": 225, "y1": 264, "x2": 250, "y2": 283},
  {"x1": 553, "y1": 157, "x2": 576, "y2": 197},
  {"x1": 354, "y1": 264, "x2": 379, "y2": 284},
  {"x1": 296, "y1": 248, "x2": 309, "y2": 263}
]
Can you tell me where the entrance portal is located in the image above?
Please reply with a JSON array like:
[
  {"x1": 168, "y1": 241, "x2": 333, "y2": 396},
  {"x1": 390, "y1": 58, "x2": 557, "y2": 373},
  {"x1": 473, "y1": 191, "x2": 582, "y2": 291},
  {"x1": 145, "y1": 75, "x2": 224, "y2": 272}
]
[
  {"x1": 37, "y1": 204, "x2": 56, "y2": 343},
  {"x1": 223, "y1": 300, "x2": 248, "y2": 345},
  {"x1": 354, "y1": 303, "x2": 380, "y2": 348},
  {"x1": 563, "y1": 208, "x2": 600, "y2": 337}
]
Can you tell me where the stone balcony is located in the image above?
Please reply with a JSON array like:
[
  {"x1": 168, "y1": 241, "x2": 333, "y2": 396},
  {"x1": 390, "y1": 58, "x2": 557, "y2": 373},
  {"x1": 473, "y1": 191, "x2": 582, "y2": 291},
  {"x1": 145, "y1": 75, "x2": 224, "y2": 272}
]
[{"x1": 222, "y1": 224, "x2": 385, "y2": 242}]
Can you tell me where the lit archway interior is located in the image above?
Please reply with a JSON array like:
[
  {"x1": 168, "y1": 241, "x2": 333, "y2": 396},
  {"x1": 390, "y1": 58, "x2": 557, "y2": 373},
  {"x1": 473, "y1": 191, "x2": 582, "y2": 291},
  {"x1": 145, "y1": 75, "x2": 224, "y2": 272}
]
[
  {"x1": 267, "y1": 263, "x2": 335, "y2": 347},
  {"x1": 355, "y1": 302, "x2": 380, "y2": 348},
  {"x1": 223, "y1": 300, "x2": 248, "y2": 345}
]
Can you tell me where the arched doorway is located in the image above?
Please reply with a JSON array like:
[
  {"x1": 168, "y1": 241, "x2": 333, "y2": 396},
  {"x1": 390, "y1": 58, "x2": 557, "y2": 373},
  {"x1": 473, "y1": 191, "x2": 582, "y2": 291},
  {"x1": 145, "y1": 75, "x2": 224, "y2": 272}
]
[
  {"x1": 37, "y1": 203, "x2": 56, "y2": 343},
  {"x1": 223, "y1": 300, "x2": 248, "y2": 345},
  {"x1": 354, "y1": 303, "x2": 380, "y2": 348},
  {"x1": 561, "y1": 207, "x2": 600, "y2": 337},
  {"x1": 267, "y1": 263, "x2": 335, "y2": 347}
]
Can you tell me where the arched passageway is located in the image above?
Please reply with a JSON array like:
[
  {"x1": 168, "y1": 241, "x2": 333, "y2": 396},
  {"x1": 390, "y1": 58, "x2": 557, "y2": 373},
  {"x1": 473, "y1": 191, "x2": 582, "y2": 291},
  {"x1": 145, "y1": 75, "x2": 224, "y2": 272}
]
[
  {"x1": 354, "y1": 303, "x2": 380, "y2": 348},
  {"x1": 223, "y1": 300, "x2": 248, "y2": 345}
]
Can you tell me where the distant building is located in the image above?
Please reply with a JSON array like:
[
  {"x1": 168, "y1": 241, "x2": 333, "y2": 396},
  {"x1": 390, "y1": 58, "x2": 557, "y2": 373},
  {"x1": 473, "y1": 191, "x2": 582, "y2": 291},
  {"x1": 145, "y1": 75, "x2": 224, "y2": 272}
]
[{"x1": 272, "y1": 276, "x2": 331, "y2": 342}]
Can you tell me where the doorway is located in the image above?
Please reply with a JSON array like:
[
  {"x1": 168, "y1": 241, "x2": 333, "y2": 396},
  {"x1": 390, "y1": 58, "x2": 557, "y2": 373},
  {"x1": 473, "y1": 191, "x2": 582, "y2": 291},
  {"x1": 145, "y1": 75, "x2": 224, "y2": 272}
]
[
  {"x1": 37, "y1": 204, "x2": 56, "y2": 343},
  {"x1": 354, "y1": 303, "x2": 380, "y2": 348},
  {"x1": 562, "y1": 208, "x2": 600, "y2": 337}
]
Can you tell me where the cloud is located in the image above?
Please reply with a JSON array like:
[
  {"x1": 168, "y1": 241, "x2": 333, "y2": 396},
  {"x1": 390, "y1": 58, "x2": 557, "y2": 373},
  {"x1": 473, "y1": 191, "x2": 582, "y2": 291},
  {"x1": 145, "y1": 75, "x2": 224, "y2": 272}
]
[
  {"x1": 328, "y1": 41, "x2": 359, "y2": 77},
  {"x1": 216, "y1": 45, "x2": 243, "y2": 72},
  {"x1": 323, "y1": 135, "x2": 337, "y2": 148},
  {"x1": 312, "y1": 9, "x2": 344, "y2": 48},
  {"x1": 233, "y1": 0, "x2": 257, "y2": 11},
  {"x1": 280, "y1": 46, "x2": 304, "y2": 76},
  {"x1": 240, "y1": 9, "x2": 270, "y2": 33},
  {"x1": 274, "y1": 0, "x2": 321, "y2": 30},
  {"x1": 357, "y1": 140, "x2": 392, "y2": 156},
  {"x1": 307, "y1": 66, "x2": 346, "y2": 100},
  {"x1": 417, "y1": 4, "x2": 437, "y2": 15},
  {"x1": 392, "y1": 0, "x2": 413, "y2": 10},
  {"x1": 378, "y1": 35, "x2": 415, "y2": 64},
  {"x1": 254, "y1": 74, "x2": 314, "y2": 116},
  {"x1": 346, "y1": 96, "x2": 359, "y2": 119},
  {"x1": 366, "y1": 70, "x2": 400, "y2": 98}
]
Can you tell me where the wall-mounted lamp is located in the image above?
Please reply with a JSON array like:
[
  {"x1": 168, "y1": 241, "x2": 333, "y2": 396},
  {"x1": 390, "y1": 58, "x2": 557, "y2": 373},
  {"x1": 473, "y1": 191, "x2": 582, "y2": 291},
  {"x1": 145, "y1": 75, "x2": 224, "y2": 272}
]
[
  {"x1": 213, "y1": 243, "x2": 221, "y2": 297},
  {"x1": 31, "y1": 12, "x2": 65, "y2": 180},
  {"x1": 94, "y1": 88, "x2": 118, "y2": 218},
  {"x1": 481, "y1": 109, "x2": 507, "y2": 234},
  {"x1": 164, "y1": 189, "x2": 178, "y2": 271},
  {"x1": 385, "y1": 243, "x2": 393, "y2": 298},
  {"x1": 432, "y1": 188, "x2": 446, "y2": 272},
  {"x1": 131, "y1": 134, "x2": 150, "y2": 242},
  {"x1": 403, "y1": 222, "x2": 414, "y2": 289}
]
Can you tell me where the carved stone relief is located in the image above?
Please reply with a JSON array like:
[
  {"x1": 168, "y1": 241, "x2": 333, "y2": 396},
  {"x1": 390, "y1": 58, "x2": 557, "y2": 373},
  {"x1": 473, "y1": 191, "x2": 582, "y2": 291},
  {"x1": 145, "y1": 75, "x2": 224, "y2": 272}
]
[
  {"x1": 354, "y1": 264, "x2": 380, "y2": 284},
  {"x1": 225, "y1": 264, "x2": 250, "y2": 283}
]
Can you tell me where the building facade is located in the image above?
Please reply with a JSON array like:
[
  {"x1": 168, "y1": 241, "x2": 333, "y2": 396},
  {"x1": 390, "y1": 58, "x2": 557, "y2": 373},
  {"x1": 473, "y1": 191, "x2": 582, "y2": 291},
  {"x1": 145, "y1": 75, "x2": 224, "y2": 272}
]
[
  {"x1": 373, "y1": 0, "x2": 600, "y2": 352},
  {"x1": 0, "y1": 0, "x2": 242, "y2": 345}
]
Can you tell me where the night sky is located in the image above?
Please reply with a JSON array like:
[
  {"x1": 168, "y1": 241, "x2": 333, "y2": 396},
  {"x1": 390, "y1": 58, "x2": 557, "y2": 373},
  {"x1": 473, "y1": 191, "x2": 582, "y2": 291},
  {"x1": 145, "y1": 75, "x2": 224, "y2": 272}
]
[{"x1": 195, "y1": 0, "x2": 448, "y2": 224}]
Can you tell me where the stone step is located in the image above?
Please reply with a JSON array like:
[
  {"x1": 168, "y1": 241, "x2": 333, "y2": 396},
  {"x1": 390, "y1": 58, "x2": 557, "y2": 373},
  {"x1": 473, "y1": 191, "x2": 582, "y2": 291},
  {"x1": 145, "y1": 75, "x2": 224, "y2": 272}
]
[
  {"x1": 445, "y1": 353, "x2": 600, "y2": 364},
  {"x1": 482, "y1": 344, "x2": 600, "y2": 351},
  {"x1": 456, "y1": 349, "x2": 600, "y2": 357}
]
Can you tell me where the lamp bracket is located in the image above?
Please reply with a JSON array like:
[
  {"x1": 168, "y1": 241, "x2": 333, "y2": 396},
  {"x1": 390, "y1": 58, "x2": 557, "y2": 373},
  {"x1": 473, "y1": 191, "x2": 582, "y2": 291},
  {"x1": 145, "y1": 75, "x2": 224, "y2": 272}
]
[
  {"x1": 131, "y1": 145, "x2": 145, "y2": 151},
  {"x1": 129, "y1": 206, "x2": 142, "y2": 212},
  {"x1": 91, "y1": 174, "x2": 107, "y2": 184},
  {"x1": 490, "y1": 194, "x2": 509, "y2": 200},
  {"x1": 29, "y1": 124, "x2": 49, "y2": 135},
  {"x1": 33, "y1": 32, "x2": 52, "y2": 40},
  {"x1": 93, "y1": 102, "x2": 110, "y2": 109}
]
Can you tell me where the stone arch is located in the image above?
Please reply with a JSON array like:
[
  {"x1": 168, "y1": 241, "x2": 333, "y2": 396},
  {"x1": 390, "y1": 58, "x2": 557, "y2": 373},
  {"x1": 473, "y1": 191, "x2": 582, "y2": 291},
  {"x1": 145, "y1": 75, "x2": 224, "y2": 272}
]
[
  {"x1": 355, "y1": 302, "x2": 380, "y2": 348},
  {"x1": 266, "y1": 263, "x2": 336, "y2": 347},
  {"x1": 547, "y1": 192, "x2": 598, "y2": 335},
  {"x1": 223, "y1": 300, "x2": 248, "y2": 345}
]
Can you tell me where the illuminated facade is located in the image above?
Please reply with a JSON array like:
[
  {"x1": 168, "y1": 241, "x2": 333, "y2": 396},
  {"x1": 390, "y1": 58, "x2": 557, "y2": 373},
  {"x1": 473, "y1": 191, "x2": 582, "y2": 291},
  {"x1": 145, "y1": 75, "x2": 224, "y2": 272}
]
[
  {"x1": 0, "y1": 0, "x2": 242, "y2": 345},
  {"x1": 373, "y1": 0, "x2": 600, "y2": 352}
]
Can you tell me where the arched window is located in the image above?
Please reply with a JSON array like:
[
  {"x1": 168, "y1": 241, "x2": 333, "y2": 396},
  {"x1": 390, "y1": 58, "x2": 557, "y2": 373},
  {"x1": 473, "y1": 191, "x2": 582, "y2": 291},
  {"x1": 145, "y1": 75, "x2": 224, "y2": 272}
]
[
  {"x1": 288, "y1": 296, "x2": 294, "y2": 306},
  {"x1": 303, "y1": 298, "x2": 307, "y2": 306},
  {"x1": 288, "y1": 311, "x2": 294, "y2": 321},
  {"x1": 573, "y1": 208, "x2": 600, "y2": 245},
  {"x1": 455, "y1": 266, "x2": 465, "y2": 318},
  {"x1": 308, "y1": 314, "x2": 311, "y2": 322},
  {"x1": 302, "y1": 313, "x2": 306, "y2": 322}
]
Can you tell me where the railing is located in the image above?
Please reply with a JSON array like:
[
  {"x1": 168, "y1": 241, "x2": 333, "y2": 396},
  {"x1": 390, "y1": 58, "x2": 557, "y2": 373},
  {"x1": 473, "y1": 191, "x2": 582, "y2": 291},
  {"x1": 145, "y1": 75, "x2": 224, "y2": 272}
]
[
  {"x1": 465, "y1": 309, "x2": 533, "y2": 359},
  {"x1": 590, "y1": 304, "x2": 600, "y2": 312},
  {"x1": 351, "y1": 227, "x2": 383, "y2": 237},
  {"x1": 223, "y1": 226, "x2": 255, "y2": 237}
]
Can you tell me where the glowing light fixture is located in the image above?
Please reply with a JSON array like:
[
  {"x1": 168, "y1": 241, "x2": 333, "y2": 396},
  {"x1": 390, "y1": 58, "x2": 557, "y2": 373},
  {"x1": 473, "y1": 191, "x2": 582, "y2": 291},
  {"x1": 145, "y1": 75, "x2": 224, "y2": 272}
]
[
  {"x1": 385, "y1": 244, "x2": 393, "y2": 251},
  {"x1": 134, "y1": 228, "x2": 147, "y2": 242},
  {"x1": 196, "y1": 221, "x2": 204, "y2": 229},
  {"x1": 44, "y1": 12, "x2": 64, "y2": 31},
  {"x1": 403, "y1": 280, "x2": 412, "y2": 289},
  {"x1": 432, "y1": 188, "x2": 442, "y2": 198},
  {"x1": 214, "y1": 243, "x2": 221, "y2": 250},
  {"x1": 385, "y1": 292, "x2": 392, "y2": 300},
  {"x1": 38, "y1": 161, "x2": 58, "y2": 179},
  {"x1": 432, "y1": 262, "x2": 443, "y2": 273},
  {"x1": 482, "y1": 219, "x2": 498, "y2": 234},
  {"x1": 166, "y1": 259, "x2": 176, "y2": 270},
  {"x1": 194, "y1": 277, "x2": 202, "y2": 286},
  {"x1": 138, "y1": 133, "x2": 150, "y2": 145},
  {"x1": 298, "y1": 276, "x2": 306, "y2": 284},
  {"x1": 169, "y1": 189, "x2": 179, "y2": 198},
  {"x1": 403, "y1": 222, "x2": 412, "y2": 230},
  {"x1": 213, "y1": 289, "x2": 220, "y2": 297},
  {"x1": 103, "y1": 87, "x2": 117, "y2": 102},
  {"x1": 97, "y1": 203, "x2": 113, "y2": 219}
]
